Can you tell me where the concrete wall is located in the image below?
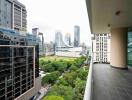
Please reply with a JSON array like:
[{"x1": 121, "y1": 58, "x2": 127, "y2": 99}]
[{"x1": 56, "y1": 51, "x2": 81, "y2": 57}]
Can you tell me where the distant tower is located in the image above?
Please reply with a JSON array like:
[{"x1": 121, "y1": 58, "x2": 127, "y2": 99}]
[
  {"x1": 65, "y1": 33, "x2": 71, "y2": 46},
  {"x1": 74, "y1": 25, "x2": 80, "y2": 47},
  {"x1": 32, "y1": 28, "x2": 39, "y2": 36},
  {"x1": 32, "y1": 28, "x2": 44, "y2": 53},
  {"x1": 55, "y1": 31, "x2": 63, "y2": 47}
]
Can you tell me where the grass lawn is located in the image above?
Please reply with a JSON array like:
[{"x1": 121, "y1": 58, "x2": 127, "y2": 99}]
[{"x1": 39, "y1": 56, "x2": 76, "y2": 61}]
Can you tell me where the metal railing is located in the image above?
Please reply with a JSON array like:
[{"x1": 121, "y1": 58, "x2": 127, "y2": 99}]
[{"x1": 83, "y1": 56, "x2": 93, "y2": 100}]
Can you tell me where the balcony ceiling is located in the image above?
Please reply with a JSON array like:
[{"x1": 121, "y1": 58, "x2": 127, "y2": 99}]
[{"x1": 86, "y1": 0, "x2": 132, "y2": 34}]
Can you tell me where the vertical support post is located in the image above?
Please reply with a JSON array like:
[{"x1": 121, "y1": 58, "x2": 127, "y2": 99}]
[{"x1": 110, "y1": 28, "x2": 128, "y2": 69}]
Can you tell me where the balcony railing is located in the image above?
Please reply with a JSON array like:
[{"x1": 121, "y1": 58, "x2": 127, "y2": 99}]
[{"x1": 83, "y1": 57, "x2": 93, "y2": 100}]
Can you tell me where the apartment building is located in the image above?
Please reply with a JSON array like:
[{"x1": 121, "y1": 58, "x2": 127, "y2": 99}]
[
  {"x1": 0, "y1": 0, "x2": 27, "y2": 32},
  {"x1": 92, "y1": 33, "x2": 110, "y2": 63}
]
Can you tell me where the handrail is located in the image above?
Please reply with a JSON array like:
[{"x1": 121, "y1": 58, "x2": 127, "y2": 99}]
[{"x1": 83, "y1": 57, "x2": 93, "y2": 100}]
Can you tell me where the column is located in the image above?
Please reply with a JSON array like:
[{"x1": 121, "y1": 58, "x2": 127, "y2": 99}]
[{"x1": 110, "y1": 28, "x2": 128, "y2": 69}]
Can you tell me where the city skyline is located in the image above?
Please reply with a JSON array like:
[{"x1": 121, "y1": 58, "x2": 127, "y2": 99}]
[{"x1": 18, "y1": 0, "x2": 92, "y2": 46}]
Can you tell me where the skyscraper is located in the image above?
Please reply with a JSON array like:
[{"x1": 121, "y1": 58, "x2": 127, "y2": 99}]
[
  {"x1": 55, "y1": 31, "x2": 63, "y2": 47},
  {"x1": 13, "y1": 0, "x2": 27, "y2": 32},
  {"x1": 0, "y1": 28, "x2": 41, "y2": 100},
  {"x1": 32, "y1": 28, "x2": 44, "y2": 55},
  {"x1": 74, "y1": 25, "x2": 80, "y2": 47},
  {"x1": 0, "y1": 1, "x2": 40, "y2": 100},
  {"x1": 0, "y1": 0, "x2": 12, "y2": 28},
  {"x1": 65, "y1": 33, "x2": 71, "y2": 46},
  {"x1": 0, "y1": 0, "x2": 27, "y2": 32}
]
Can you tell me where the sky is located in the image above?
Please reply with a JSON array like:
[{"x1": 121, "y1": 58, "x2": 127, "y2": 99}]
[{"x1": 18, "y1": 0, "x2": 92, "y2": 46}]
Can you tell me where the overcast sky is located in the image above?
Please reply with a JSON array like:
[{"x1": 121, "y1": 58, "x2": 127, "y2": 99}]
[{"x1": 18, "y1": 0, "x2": 91, "y2": 46}]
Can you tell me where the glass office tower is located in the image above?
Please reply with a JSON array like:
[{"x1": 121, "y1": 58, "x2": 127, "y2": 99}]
[{"x1": 0, "y1": 28, "x2": 39, "y2": 100}]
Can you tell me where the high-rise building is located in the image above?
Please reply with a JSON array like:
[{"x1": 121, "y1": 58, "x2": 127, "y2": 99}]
[
  {"x1": 0, "y1": 0, "x2": 12, "y2": 28},
  {"x1": 32, "y1": 28, "x2": 44, "y2": 55},
  {"x1": 55, "y1": 31, "x2": 63, "y2": 47},
  {"x1": 65, "y1": 33, "x2": 71, "y2": 46},
  {"x1": 0, "y1": 28, "x2": 41, "y2": 100},
  {"x1": 13, "y1": 0, "x2": 27, "y2": 32},
  {"x1": 0, "y1": 0, "x2": 27, "y2": 32},
  {"x1": 92, "y1": 33, "x2": 110, "y2": 63},
  {"x1": 0, "y1": 1, "x2": 40, "y2": 100},
  {"x1": 74, "y1": 25, "x2": 80, "y2": 47},
  {"x1": 44, "y1": 42, "x2": 55, "y2": 56}
]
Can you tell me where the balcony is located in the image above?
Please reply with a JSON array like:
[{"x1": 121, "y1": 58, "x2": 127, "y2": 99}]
[{"x1": 84, "y1": 59, "x2": 132, "y2": 100}]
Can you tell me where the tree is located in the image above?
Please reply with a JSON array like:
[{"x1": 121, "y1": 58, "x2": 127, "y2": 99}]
[
  {"x1": 41, "y1": 71, "x2": 59, "y2": 85},
  {"x1": 73, "y1": 59, "x2": 83, "y2": 67},
  {"x1": 43, "y1": 96, "x2": 64, "y2": 100},
  {"x1": 66, "y1": 61, "x2": 74, "y2": 69},
  {"x1": 48, "y1": 85, "x2": 73, "y2": 100},
  {"x1": 57, "y1": 62, "x2": 67, "y2": 72},
  {"x1": 73, "y1": 78, "x2": 86, "y2": 100},
  {"x1": 56, "y1": 77, "x2": 69, "y2": 86},
  {"x1": 42, "y1": 63, "x2": 55, "y2": 72},
  {"x1": 63, "y1": 72, "x2": 77, "y2": 87},
  {"x1": 69, "y1": 64, "x2": 78, "y2": 71},
  {"x1": 76, "y1": 68, "x2": 88, "y2": 80},
  {"x1": 52, "y1": 61, "x2": 68, "y2": 72}
]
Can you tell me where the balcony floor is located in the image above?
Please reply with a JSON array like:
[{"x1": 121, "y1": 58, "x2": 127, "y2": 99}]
[{"x1": 92, "y1": 64, "x2": 132, "y2": 100}]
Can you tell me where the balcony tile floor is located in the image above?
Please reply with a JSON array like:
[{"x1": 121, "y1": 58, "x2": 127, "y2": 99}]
[{"x1": 93, "y1": 64, "x2": 132, "y2": 100}]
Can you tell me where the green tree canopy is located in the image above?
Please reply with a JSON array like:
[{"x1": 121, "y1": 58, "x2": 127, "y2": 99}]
[
  {"x1": 42, "y1": 63, "x2": 55, "y2": 72},
  {"x1": 76, "y1": 68, "x2": 88, "y2": 80},
  {"x1": 48, "y1": 85, "x2": 73, "y2": 100},
  {"x1": 69, "y1": 64, "x2": 78, "y2": 71},
  {"x1": 56, "y1": 77, "x2": 69, "y2": 86},
  {"x1": 41, "y1": 71, "x2": 59, "y2": 85},
  {"x1": 73, "y1": 78, "x2": 86, "y2": 100},
  {"x1": 43, "y1": 96, "x2": 64, "y2": 100},
  {"x1": 63, "y1": 72, "x2": 77, "y2": 87},
  {"x1": 52, "y1": 61, "x2": 68, "y2": 72}
]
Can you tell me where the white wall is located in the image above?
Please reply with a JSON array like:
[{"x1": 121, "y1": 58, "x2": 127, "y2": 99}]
[{"x1": 55, "y1": 51, "x2": 81, "y2": 57}]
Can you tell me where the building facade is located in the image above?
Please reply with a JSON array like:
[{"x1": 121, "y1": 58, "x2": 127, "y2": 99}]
[
  {"x1": 0, "y1": 1, "x2": 40, "y2": 100},
  {"x1": 74, "y1": 25, "x2": 80, "y2": 47},
  {"x1": 128, "y1": 31, "x2": 132, "y2": 65},
  {"x1": 92, "y1": 33, "x2": 110, "y2": 63},
  {"x1": 0, "y1": 28, "x2": 41, "y2": 100},
  {"x1": 64, "y1": 33, "x2": 71, "y2": 46},
  {"x1": 0, "y1": 0, "x2": 12, "y2": 29},
  {"x1": 0, "y1": 0, "x2": 27, "y2": 32},
  {"x1": 44, "y1": 42, "x2": 55, "y2": 56},
  {"x1": 32, "y1": 28, "x2": 44, "y2": 55},
  {"x1": 55, "y1": 31, "x2": 63, "y2": 47},
  {"x1": 13, "y1": 0, "x2": 27, "y2": 32}
]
